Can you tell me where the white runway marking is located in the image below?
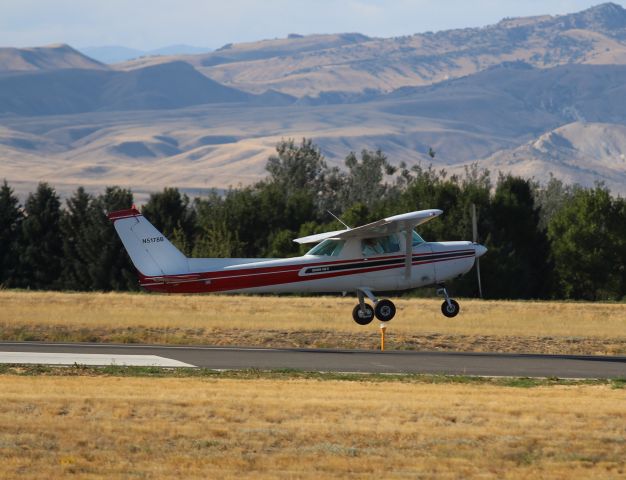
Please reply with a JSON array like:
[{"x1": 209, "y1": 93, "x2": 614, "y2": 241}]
[
  {"x1": 0, "y1": 352, "x2": 195, "y2": 367},
  {"x1": 0, "y1": 342, "x2": 282, "y2": 352}
]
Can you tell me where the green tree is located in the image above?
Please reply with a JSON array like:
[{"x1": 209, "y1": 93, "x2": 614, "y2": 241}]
[
  {"x1": 192, "y1": 219, "x2": 244, "y2": 258},
  {"x1": 614, "y1": 196, "x2": 626, "y2": 298},
  {"x1": 59, "y1": 187, "x2": 93, "y2": 290},
  {"x1": 548, "y1": 185, "x2": 625, "y2": 300},
  {"x1": 267, "y1": 138, "x2": 326, "y2": 194},
  {"x1": 341, "y1": 203, "x2": 371, "y2": 228},
  {"x1": 395, "y1": 164, "x2": 490, "y2": 244},
  {"x1": 215, "y1": 187, "x2": 259, "y2": 256},
  {"x1": 17, "y1": 183, "x2": 64, "y2": 289},
  {"x1": 533, "y1": 175, "x2": 577, "y2": 230},
  {"x1": 481, "y1": 175, "x2": 551, "y2": 299},
  {"x1": 266, "y1": 138, "x2": 342, "y2": 217},
  {"x1": 141, "y1": 187, "x2": 196, "y2": 255},
  {"x1": 195, "y1": 181, "x2": 314, "y2": 258},
  {"x1": 0, "y1": 180, "x2": 22, "y2": 286},
  {"x1": 341, "y1": 149, "x2": 396, "y2": 210},
  {"x1": 193, "y1": 191, "x2": 246, "y2": 258},
  {"x1": 81, "y1": 187, "x2": 137, "y2": 291},
  {"x1": 267, "y1": 229, "x2": 299, "y2": 258}
]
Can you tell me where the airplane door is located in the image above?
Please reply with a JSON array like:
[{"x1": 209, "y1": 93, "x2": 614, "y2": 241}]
[{"x1": 411, "y1": 242, "x2": 436, "y2": 288}]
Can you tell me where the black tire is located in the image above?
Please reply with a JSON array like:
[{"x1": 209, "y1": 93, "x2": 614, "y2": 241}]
[
  {"x1": 441, "y1": 299, "x2": 460, "y2": 318},
  {"x1": 352, "y1": 303, "x2": 375, "y2": 325},
  {"x1": 374, "y1": 299, "x2": 396, "y2": 322}
]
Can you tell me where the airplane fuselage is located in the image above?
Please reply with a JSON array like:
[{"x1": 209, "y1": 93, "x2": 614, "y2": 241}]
[{"x1": 139, "y1": 240, "x2": 479, "y2": 295}]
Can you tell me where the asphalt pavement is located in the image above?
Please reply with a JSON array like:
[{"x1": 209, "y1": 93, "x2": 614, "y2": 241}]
[{"x1": 0, "y1": 342, "x2": 625, "y2": 378}]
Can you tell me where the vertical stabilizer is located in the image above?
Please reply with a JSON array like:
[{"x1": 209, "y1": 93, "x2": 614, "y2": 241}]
[{"x1": 108, "y1": 208, "x2": 189, "y2": 277}]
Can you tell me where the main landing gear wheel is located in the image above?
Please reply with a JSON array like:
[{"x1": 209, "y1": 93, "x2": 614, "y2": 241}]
[
  {"x1": 352, "y1": 304, "x2": 375, "y2": 325},
  {"x1": 375, "y1": 299, "x2": 396, "y2": 322},
  {"x1": 441, "y1": 299, "x2": 460, "y2": 318}
]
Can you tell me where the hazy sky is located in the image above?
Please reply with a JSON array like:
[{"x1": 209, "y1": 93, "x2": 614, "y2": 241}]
[{"x1": 1, "y1": 0, "x2": 624, "y2": 50}]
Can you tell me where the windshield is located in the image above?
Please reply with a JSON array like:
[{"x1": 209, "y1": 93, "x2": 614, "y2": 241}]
[
  {"x1": 412, "y1": 230, "x2": 425, "y2": 246},
  {"x1": 306, "y1": 239, "x2": 345, "y2": 256}
]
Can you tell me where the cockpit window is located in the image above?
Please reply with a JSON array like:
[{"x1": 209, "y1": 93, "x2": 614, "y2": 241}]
[
  {"x1": 362, "y1": 234, "x2": 401, "y2": 256},
  {"x1": 306, "y1": 239, "x2": 345, "y2": 256},
  {"x1": 412, "y1": 230, "x2": 425, "y2": 246}
]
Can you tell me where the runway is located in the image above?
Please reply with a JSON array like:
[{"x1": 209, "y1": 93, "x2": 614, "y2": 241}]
[{"x1": 1, "y1": 342, "x2": 625, "y2": 378}]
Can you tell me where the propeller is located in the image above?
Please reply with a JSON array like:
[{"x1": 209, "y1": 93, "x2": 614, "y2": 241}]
[{"x1": 471, "y1": 203, "x2": 484, "y2": 298}]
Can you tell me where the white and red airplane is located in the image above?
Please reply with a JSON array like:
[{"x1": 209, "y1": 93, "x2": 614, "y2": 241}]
[{"x1": 108, "y1": 207, "x2": 487, "y2": 324}]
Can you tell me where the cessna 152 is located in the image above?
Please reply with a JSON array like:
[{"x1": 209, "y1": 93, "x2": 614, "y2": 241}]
[{"x1": 108, "y1": 207, "x2": 487, "y2": 325}]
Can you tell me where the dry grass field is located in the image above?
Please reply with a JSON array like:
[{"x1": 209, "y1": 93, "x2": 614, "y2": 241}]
[
  {"x1": 1, "y1": 290, "x2": 625, "y2": 354},
  {"x1": 0, "y1": 373, "x2": 624, "y2": 479}
]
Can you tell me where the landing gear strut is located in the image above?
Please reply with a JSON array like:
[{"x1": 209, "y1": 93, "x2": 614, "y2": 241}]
[
  {"x1": 352, "y1": 288, "x2": 396, "y2": 325},
  {"x1": 437, "y1": 285, "x2": 460, "y2": 318}
]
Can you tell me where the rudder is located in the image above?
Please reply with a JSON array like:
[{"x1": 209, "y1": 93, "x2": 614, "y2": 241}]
[{"x1": 108, "y1": 207, "x2": 189, "y2": 277}]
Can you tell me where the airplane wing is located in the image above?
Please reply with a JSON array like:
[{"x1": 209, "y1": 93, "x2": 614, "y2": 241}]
[
  {"x1": 293, "y1": 229, "x2": 349, "y2": 244},
  {"x1": 293, "y1": 209, "x2": 443, "y2": 244}
]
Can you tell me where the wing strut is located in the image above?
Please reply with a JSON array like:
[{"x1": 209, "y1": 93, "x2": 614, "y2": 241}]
[{"x1": 404, "y1": 229, "x2": 412, "y2": 278}]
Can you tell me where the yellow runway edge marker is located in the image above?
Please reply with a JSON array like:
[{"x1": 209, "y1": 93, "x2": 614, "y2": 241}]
[{"x1": 380, "y1": 323, "x2": 387, "y2": 351}]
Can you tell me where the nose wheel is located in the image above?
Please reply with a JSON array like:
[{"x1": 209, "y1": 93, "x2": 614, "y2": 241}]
[
  {"x1": 437, "y1": 286, "x2": 460, "y2": 318},
  {"x1": 441, "y1": 299, "x2": 460, "y2": 317}
]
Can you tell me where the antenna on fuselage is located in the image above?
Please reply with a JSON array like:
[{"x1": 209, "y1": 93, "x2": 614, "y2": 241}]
[{"x1": 327, "y1": 210, "x2": 352, "y2": 229}]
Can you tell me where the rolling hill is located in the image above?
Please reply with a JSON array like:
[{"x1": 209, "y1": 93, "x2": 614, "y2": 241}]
[
  {"x1": 0, "y1": 43, "x2": 107, "y2": 72},
  {"x1": 116, "y1": 3, "x2": 626, "y2": 97},
  {"x1": 1, "y1": 3, "x2": 626, "y2": 200},
  {"x1": 0, "y1": 61, "x2": 292, "y2": 115},
  {"x1": 80, "y1": 44, "x2": 212, "y2": 64},
  {"x1": 481, "y1": 122, "x2": 626, "y2": 192}
]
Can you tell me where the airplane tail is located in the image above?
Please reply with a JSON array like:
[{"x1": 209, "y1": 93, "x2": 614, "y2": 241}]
[{"x1": 108, "y1": 207, "x2": 189, "y2": 277}]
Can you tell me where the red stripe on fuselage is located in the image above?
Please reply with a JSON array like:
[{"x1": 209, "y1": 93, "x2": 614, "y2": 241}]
[{"x1": 141, "y1": 253, "x2": 406, "y2": 282}]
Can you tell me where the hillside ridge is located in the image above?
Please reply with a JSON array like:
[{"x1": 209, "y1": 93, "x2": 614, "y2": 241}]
[
  {"x1": 0, "y1": 43, "x2": 107, "y2": 72},
  {"x1": 1, "y1": 3, "x2": 626, "y2": 199}
]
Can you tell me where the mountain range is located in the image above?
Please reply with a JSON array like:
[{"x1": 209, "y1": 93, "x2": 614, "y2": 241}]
[
  {"x1": 79, "y1": 45, "x2": 212, "y2": 64},
  {"x1": 1, "y1": 2, "x2": 625, "y2": 201}
]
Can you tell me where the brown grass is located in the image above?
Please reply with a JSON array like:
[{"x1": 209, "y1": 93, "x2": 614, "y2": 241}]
[
  {"x1": 0, "y1": 374, "x2": 624, "y2": 479},
  {"x1": 1, "y1": 290, "x2": 625, "y2": 354}
]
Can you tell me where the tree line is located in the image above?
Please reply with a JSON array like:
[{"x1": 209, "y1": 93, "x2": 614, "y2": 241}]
[{"x1": 1, "y1": 139, "x2": 625, "y2": 300}]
